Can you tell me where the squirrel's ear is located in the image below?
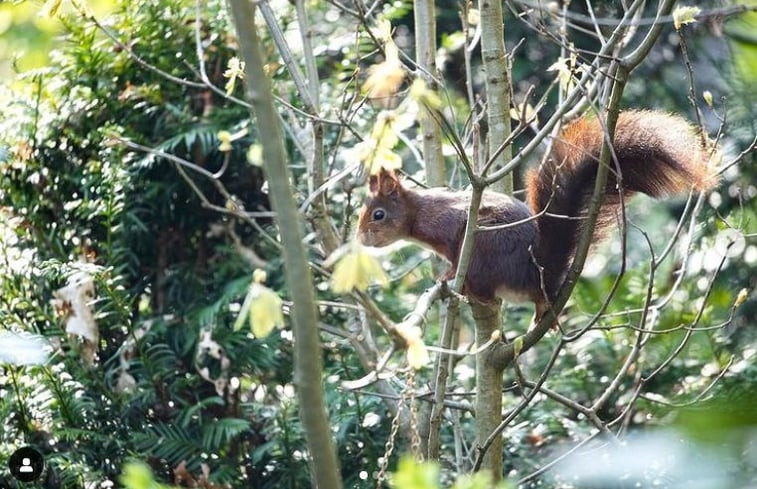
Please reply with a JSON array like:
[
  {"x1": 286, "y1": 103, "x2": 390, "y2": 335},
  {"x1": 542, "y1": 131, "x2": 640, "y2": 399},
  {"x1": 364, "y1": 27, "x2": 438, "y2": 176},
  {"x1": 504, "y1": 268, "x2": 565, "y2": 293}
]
[
  {"x1": 369, "y1": 168, "x2": 400, "y2": 196},
  {"x1": 377, "y1": 168, "x2": 399, "y2": 196},
  {"x1": 368, "y1": 173, "x2": 379, "y2": 193}
]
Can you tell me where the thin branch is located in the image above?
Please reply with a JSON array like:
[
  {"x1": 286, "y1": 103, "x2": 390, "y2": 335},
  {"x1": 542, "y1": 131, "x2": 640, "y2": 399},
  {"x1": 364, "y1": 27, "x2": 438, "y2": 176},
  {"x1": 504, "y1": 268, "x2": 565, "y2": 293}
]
[{"x1": 227, "y1": 2, "x2": 342, "y2": 487}]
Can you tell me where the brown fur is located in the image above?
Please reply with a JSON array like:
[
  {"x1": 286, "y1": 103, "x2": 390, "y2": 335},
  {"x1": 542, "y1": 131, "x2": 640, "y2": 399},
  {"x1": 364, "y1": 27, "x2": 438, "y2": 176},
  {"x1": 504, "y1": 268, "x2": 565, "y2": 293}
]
[
  {"x1": 527, "y1": 110, "x2": 717, "y2": 299},
  {"x1": 358, "y1": 111, "x2": 718, "y2": 308}
]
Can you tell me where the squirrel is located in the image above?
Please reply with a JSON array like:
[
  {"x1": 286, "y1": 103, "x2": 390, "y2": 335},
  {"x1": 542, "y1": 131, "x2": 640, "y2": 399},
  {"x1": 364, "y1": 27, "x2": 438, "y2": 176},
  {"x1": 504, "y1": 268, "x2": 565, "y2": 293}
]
[{"x1": 357, "y1": 110, "x2": 717, "y2": 320}]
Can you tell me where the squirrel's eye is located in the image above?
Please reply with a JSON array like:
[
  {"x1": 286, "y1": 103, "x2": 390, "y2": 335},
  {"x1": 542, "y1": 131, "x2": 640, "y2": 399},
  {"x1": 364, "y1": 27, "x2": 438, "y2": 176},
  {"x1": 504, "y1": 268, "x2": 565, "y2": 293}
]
[{"x1": 372, "y1": 209, "x2": 386, "y2": 221}]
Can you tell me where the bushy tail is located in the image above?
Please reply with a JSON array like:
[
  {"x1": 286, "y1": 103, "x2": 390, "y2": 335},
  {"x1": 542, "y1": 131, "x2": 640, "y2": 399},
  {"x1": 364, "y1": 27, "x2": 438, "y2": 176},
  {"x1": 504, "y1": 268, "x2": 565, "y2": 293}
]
[{"x1": 526, "y1": 110, "x2": 718, "y2": 299}]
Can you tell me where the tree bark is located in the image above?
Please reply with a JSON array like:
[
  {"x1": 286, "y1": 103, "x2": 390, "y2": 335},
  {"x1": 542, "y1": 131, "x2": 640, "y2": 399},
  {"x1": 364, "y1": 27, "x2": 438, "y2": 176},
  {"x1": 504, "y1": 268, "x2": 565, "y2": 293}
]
[
  {"x1": 414, "y1": 0, "x2": 445, "y2": 187},
  {"x1": 479, "y1": 0, "x2": 512, "y2": 193},
  {"x1": 471, "y1": 301, "x2": 504, "y2": 480},
  {"x1": 227, "y1": 2, "x2": 343, "y2": 488}
]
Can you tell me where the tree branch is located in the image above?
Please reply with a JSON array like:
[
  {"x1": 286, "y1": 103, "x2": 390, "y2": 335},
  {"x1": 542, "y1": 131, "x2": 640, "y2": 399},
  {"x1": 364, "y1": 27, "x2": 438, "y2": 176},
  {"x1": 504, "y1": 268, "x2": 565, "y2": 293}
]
[{"x1": 227, "y1": 2, "x2": 343, "y2": 488}]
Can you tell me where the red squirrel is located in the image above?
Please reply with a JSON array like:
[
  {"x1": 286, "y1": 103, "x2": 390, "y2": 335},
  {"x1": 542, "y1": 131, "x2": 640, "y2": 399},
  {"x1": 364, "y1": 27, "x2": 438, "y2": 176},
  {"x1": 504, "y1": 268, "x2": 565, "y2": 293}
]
[{"x1": 357, "y1": 110, "x2": 717, "y2": 318}]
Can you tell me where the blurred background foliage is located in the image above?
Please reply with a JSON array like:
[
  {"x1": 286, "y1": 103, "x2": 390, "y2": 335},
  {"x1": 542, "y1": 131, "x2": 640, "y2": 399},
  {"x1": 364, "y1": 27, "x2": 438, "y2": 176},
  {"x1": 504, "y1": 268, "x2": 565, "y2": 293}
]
[{"x1": 0, "y1": 0, "x2": 754, "y2": 487}]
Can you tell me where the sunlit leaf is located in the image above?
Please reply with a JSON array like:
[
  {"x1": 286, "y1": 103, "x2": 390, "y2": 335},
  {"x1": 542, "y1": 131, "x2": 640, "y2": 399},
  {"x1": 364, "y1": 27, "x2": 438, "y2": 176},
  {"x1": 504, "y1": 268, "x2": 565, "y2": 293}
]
[
  {"x1": 547, "y1": 46, "x2": 579, "y2": 92},
  {"x1": 513, "y1": 335, "x2": 524, "y2": 360},
  {"x1": 119, "y1": 461, "x2": 166, "y2": 489}
]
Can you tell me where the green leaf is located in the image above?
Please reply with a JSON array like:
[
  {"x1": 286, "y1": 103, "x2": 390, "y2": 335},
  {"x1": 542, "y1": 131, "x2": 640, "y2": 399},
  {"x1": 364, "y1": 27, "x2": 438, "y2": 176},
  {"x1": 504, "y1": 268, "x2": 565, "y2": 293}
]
[{"x1": 119, "y1": 461, "x2": 167, "y2": 489}]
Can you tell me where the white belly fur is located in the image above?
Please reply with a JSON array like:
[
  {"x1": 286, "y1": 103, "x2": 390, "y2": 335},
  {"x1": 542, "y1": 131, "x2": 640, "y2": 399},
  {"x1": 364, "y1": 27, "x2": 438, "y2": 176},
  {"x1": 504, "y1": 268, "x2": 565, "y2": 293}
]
[{"x1": 495, "y1": 284, "x2": 530, "y2": 303}]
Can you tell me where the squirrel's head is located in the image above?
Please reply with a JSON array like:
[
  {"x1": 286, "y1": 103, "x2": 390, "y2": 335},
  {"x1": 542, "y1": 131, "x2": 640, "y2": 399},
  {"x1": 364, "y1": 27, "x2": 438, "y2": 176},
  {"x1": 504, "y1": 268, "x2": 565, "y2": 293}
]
[{"x1": 357, "y1": 168, "x2": 412, "y2": 247}]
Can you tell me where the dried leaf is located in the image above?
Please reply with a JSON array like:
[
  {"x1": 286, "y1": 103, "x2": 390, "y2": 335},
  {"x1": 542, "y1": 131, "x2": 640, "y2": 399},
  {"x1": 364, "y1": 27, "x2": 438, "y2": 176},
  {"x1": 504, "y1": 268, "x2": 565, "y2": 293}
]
[{"x1": 54, "y1": 271, "x2": 98, "y2": 343}]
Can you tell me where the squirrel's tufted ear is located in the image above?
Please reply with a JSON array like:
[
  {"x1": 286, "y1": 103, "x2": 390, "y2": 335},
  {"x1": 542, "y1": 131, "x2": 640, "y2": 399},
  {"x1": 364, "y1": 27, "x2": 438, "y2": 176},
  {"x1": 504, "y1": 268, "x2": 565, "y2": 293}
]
[{"x1": 369, "y1": 168, "x2": 400, "y2": 195}]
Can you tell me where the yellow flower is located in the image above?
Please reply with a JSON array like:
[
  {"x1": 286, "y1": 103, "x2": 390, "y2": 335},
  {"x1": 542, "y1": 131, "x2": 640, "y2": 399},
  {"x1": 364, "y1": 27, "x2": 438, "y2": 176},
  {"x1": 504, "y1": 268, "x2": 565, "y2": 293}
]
[
  {"x1": 702, "y1": 90, "x2": 714, "y2": 108},
  {"x1": 253, "y1": 268, "x2": 267, "y2": 284},
  {"x1": 364, "y1": 42, "x2": 405, "y2": 100},
  {"x1": 218, "y1": 130, "x2": 232, "y2": 152},
  {"x1": 367, "y1": 147, "x2": 402, "y2": 175},
  {"x1": 247, "y1": 144, "x2": 263, "y2": 167},
  {"x1": 234, "y1": 273, "x2": 284, "y2": 338},
  {"x1": 330, "y1": 244, "x2": 389, "y2": 294},
  {"x1": 41, "y1": 0, "x2": 63, "y2": 17},
  {"x1": 370, "y1": 112, "x2": 400, "y2": 147},
  {"x1": 467, "y1": 8, "x2": 480, "y2": 26},
  {"x1": 248, "y1": 284, "x2": 284, "y2": 338},
  {"x1": 345, "y1": 111, "x2": 406, "y2": 174},
  {"x1": 673, "y1": 6, "x2": 700, "y2": 30},
  {"x1": 510, "y1": 102, "x2": 538, "y2": 124},
  {"x1": 223, "y1": 57, "x2": 246, "y2": 95},
  {"x1": 398, "y1": 325, "x2": 429, "y2": 369},
  {"x1": 734, "y1": 288, "x2": 748, "y2": 308},
  {"x1": 409, "y1": 78, "x2": 441, "y2": 110}
]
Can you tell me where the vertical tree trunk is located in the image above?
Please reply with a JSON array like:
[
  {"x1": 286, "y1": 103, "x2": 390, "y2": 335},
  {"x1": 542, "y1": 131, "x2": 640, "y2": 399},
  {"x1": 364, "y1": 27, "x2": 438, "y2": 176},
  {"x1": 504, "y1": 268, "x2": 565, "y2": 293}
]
[
  {"x1": 479, "y1": 0, "x2": 512, "y2": 193},
  {"x1": 414, "y1": 0, "x2": 445, "y2": 187},
  {"x1": 471, "y1": 301, "x2": 504, "y2": 480},
  {"x1": 227, "y1": 2, "x2": 343, "y2": 488},
  {"x1": 476, "y1": 1, "x2": 510, "y2": 477},
  {"x1": 414, "y1": 0, "x2": 446, "y2": 459}
]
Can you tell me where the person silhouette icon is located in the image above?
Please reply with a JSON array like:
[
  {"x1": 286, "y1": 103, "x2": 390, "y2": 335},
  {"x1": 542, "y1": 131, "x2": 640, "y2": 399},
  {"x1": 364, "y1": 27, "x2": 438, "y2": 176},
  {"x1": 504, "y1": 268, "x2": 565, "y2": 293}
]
[
  {"x1": 8, "y1": 446, "x2": 44, "y2": 482},
  {"x1": 19, "y1": 457, "x2": 34, "y2": 473}
]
